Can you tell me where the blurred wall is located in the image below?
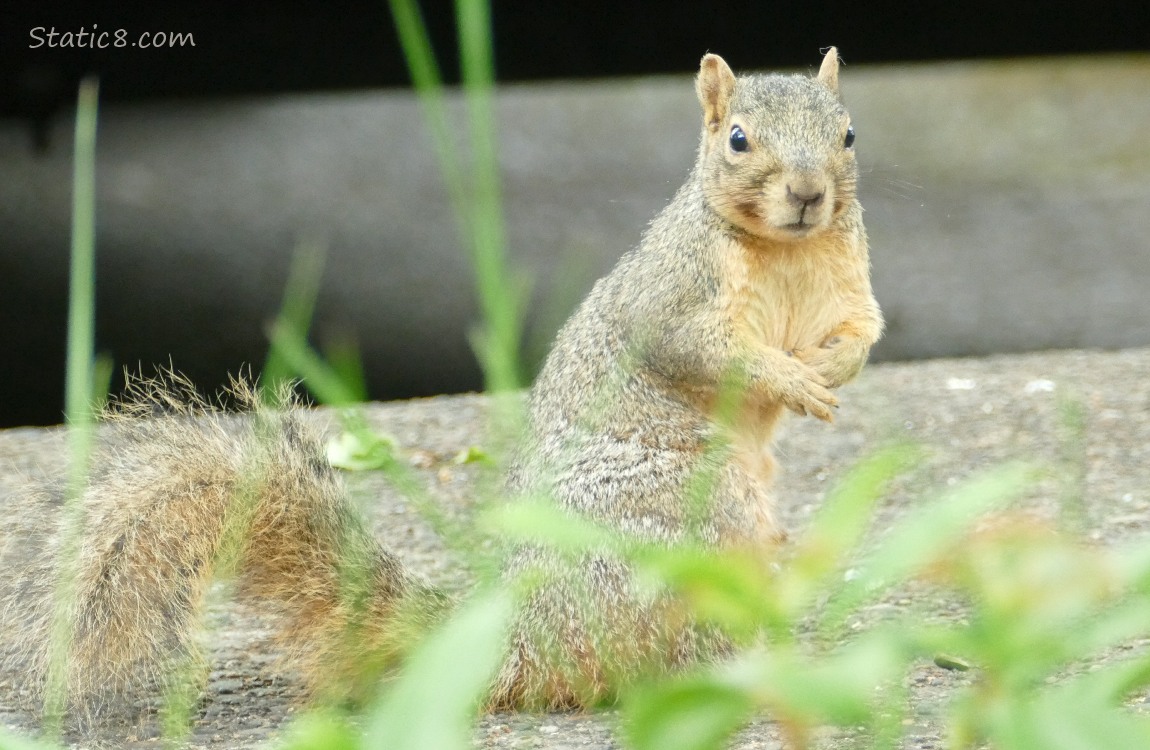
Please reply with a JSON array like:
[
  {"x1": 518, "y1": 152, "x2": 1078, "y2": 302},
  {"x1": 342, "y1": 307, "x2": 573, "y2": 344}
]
[{"x1": 2, "y1": 54, "x2": 1148, "y2": 426}]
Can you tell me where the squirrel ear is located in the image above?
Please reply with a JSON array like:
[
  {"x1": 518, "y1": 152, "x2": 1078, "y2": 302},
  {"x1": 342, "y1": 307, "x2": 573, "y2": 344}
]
[
  {"x1": 817, "y1": 47, "x2": 841, "y2": 95},
  {"x1": 696, "y1": 53, "x2": 736, "y2": 133}
]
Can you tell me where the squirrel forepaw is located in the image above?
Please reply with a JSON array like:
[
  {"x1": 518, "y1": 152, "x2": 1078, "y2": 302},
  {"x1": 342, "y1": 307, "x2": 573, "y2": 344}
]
[{"x1": 781, "y1": 375, "x2": 838, "y2": 423}]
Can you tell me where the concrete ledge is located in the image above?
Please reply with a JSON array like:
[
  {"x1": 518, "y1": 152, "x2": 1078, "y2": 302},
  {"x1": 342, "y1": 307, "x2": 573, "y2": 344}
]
[
  {"x1": 2, "y1": 54, "x2": 1147, "y2": 425},
  {"x1": 2, "y1": 347, "x2": 1149, "y2": 747}
]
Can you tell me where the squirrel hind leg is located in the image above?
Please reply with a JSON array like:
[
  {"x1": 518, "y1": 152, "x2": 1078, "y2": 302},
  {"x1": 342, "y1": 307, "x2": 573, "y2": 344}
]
[{"x1": 487, "y1": 549, "x2": 732, "y2": 711}]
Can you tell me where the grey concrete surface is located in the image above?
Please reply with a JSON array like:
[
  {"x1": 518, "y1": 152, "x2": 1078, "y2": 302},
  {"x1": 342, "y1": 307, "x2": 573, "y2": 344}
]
[
  {"x1": 2, "y1": 347, "x2": 1150, "y2": 748},
  {"x1": 2, "y1": 54, "x2": 1147, "y2": 425}
]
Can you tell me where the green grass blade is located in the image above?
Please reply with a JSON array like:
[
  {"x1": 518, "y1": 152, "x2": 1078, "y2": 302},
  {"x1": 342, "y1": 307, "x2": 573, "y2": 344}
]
[
  {"x1": 386, "y1": 0, "x2": 469, "y2": 227},
  {"x1": 455, "y1": 0, "x2": 521, "y2": 392},
  {"x1": 265, "y1": 320, "x2": 362, "y2": 406},
  {"x1": 387, "y1": 0, "x2": 523, "y2": 392},
  {"x1": 63, "y1": 77, "x2": 100, "y2": 430},
  {"x1": 322, "y1": 333, "x2": 370, "y2": 403},
  {"x1": 43, "y1": 75, "x2": 101, "y2": 737},
  {"x1": 262, "y1": 237, "x2": 327, "y2": 395}
]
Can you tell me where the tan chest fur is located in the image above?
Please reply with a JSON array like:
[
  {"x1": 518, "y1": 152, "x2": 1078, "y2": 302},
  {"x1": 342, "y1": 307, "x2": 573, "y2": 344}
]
[
  {"x1": 716, "y1": 232, "x2": 866, "y2": 494},
  {"x1": 719, "y1": 233, "x2": 861, "y2": 354}
]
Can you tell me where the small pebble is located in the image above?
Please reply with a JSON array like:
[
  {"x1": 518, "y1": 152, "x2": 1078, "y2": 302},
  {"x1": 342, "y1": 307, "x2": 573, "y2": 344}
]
[{"x1": 213, "y1": 678, "x2": 244, "y2": 694}]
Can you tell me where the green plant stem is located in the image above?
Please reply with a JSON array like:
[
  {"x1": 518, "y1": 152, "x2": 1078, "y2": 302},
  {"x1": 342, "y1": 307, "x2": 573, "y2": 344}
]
[
  {"x1": 44, "y1": 75, "x2": 101, "y2": 737},
  {"x1": 262, "y1": 237, "x2": 328, "y2": 397},
  {"x1": 64, "y1": 78, "x2": 100, "y2": 430},
  {"x1": 387, "y1": 0, "x2": 523, "y2": 393},
  {"x1": 386, "y1": 0, "x2": 470, "y2": 227},
  {"x1": 454, "y1": 0, "x2": 520, "y2": 393}
]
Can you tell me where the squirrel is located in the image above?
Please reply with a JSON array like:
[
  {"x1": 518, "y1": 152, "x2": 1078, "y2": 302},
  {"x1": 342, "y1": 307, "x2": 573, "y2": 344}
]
[{"x1": 0, "y1": 47, "x2": 881, "y2": 723}]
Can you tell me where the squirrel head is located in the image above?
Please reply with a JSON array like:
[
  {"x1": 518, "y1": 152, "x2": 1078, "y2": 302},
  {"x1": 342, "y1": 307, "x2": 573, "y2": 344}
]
[{"x1": 695, "y1": 48, "x2": 857, "y2": 244}]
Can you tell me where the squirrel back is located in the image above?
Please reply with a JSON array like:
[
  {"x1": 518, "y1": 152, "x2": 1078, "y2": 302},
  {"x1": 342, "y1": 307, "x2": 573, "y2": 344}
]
[{"x1": 0, "y1": 48, "x2": 881, "y2": 724}]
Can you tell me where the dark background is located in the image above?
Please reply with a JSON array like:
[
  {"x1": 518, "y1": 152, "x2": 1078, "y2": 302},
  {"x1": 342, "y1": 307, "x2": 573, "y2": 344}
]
[
  {"x1": 1, "y1": 1, "x2": 1145, "y2": 427},
  {"x1": 3, "y1": 1, "x2": 1143, "y2": 134}
]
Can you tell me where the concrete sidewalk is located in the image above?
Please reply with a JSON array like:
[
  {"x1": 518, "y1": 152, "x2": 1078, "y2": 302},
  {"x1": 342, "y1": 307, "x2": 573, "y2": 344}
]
[{"x1": 1, "y1": 347, "x2": 1148, "y2": 748}]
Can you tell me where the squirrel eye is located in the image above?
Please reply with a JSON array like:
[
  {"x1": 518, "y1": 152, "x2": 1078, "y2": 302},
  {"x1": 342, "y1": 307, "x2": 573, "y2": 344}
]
[
  {"x1": 844, "y1": 125, "x2": 856, "y2": 149},
  {"x1": 729, "y1": 125, "x2": 749, "y2": 153}
]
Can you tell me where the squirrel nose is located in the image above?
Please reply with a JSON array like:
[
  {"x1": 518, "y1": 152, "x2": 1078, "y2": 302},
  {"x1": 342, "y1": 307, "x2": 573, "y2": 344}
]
[{"x1": 786, "y1": 182, "x2": 825, "y2": 209}]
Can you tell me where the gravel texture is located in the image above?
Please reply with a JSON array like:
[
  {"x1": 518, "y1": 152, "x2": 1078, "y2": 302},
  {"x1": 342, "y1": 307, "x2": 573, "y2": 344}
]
[{"x1": 2, "y1": 347, "x2": 1149, "y2": 748}]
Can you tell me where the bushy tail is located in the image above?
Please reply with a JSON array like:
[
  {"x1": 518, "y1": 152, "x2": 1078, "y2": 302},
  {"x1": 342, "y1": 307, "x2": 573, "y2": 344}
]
[{"x1": 0, "y1": 375, "x2": 449, "y2": 723}]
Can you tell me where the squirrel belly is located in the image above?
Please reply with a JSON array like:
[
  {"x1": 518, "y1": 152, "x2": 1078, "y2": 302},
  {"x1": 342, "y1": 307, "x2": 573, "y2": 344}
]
[{"x1": 0, "y1": 48, "x2": 881, "y2": 722}]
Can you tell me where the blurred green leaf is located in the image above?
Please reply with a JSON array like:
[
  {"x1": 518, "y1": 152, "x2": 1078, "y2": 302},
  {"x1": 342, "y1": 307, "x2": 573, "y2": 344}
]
[
  {"x1": 624, "y1": 678, "x2": 754, "y2": 750},
  {"x1": 992, "y1": 685, "x2": 1150, "y2": 750},
  {"x1": 635, "y1": 547, "x2": 772, "y2": 640},
  {"x1": 1046, "y1": 653, "x2": 1150, "y2": 717},
  {"x1": 819, "y1": 462, "x2": 1034, "y2": 634},
  {"x1": 1112, "y1": 539, "x2": 1150, "y2": 594},
  {"x1": 1040, "y1": 594, "x2": 1150, "y2": 679},
  {"x1": 624, "y1": 632, "x2": 910, "y2": 750},
  {"x1": 279, "y1": 710, "x2": 360, "y2": 750},
  {"x1": 0, "y1": 727, "x2": 61, "y2": 750},
  {"x1": 326, "y1": 429, "x2": 398, "y2": 472},
  {"x1": 737, "y1": 633, "x2": 908, "y2": 726},
  {"x1": 453, "y1": 445, "x2": 492, "y2": 465},
  {"x1": 483, "y1": 498, "x2": 627, "y2": 555},
  {"x1": 783, "y1": 445, "x2": 917, "y2": 620},
  {"x1": 364, "y1": 587, "x2": 513, "y2": 750}
]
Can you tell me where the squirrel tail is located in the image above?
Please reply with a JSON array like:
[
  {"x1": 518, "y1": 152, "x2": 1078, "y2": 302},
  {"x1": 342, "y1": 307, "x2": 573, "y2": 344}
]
[
  {"x1": 0, "y1": 374, "x2": 449, "y2": 721},
  {"x1": 1, "y1": 375, "x2": 731, "y2": 721}
]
